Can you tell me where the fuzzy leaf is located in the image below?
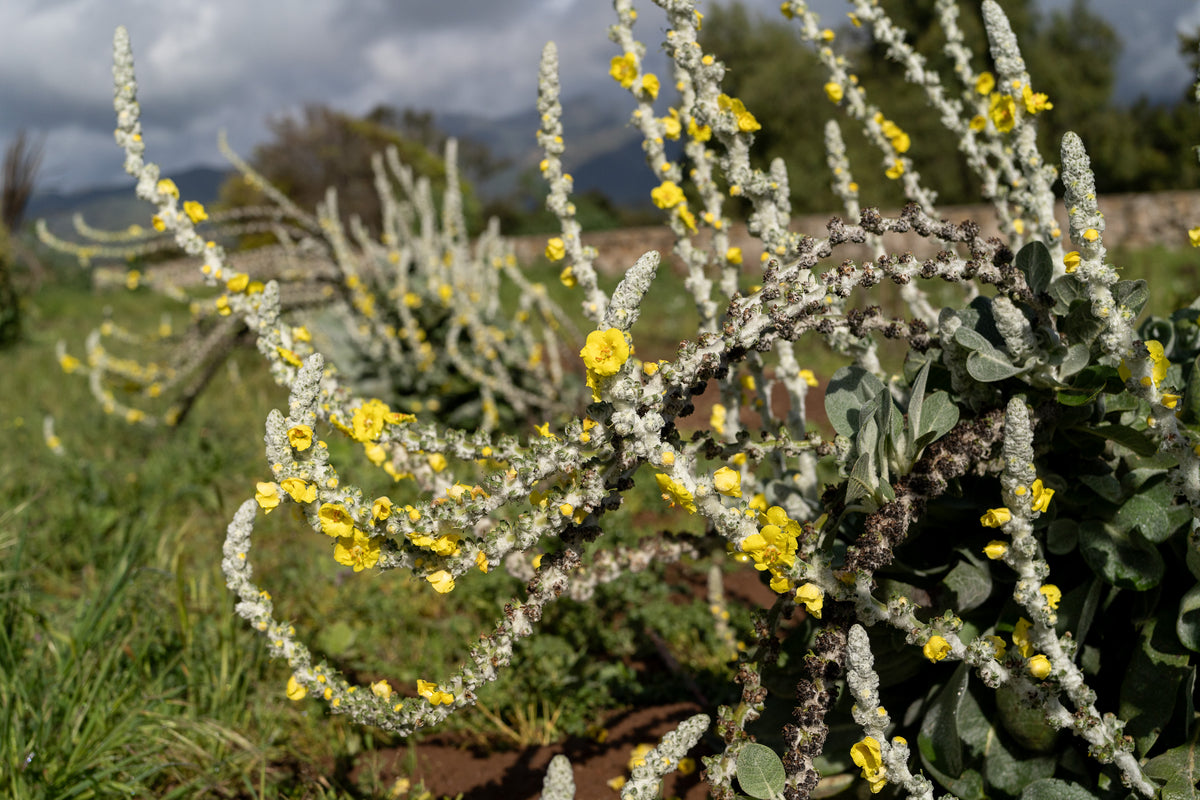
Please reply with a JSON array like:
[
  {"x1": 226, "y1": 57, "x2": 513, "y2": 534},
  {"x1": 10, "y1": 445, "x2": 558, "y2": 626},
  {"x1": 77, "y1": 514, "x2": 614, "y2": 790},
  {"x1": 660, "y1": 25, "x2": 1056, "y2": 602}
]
[
  {"x1": 1016, "y1": 240, "x2": 1054, "y2": 296},
  {"x1": 919, "y1": 663, "x2": 971, "y2": 777},
  {"x1": 1078, "y1": 519, "x2": 1164, "y2": 590},
  {"x1": 735, "y1": 743, "x2": 786, "y2": 800},
  {"x1": 1185, "y1": 354, "x2": 1200, "y2": 424},
  {"x1": 1078, "y1": 473, "x2": 1123, "y2": 503},
  {"x1": 1049, "y1": 276, "x2": 1085, "y2": 312},
  {"x1": 983, "y1": 729, "x2": 1056, "y2": 796},
  {"x1": 907, "y1": 359, "x2": 931, "y2": 437},
  {"x1": 1115, "y1": 279, "x2": 1150, "y2": 318},
  {"x1": 825, "y1": 366, "x2": 886, "y2": 438},
  {"x1": 914, "y1": 391, "x2": 959, "y2": 449},
  {"x1": 1058, "y1": 343, "x2": 1092, "y2": 379},
  {"x1": 845, "y1": 453, "x2": 877, "y2": 506},
  {"x1": 954, "y1": 327, "x2": 1022, "y2": 381},
  {"x1": 966, "y1": 350, "x2": 1025, "y2": 382},
  {"x1": 1019, "y1": 778, "x2": 1099, "y2": 800},
  {"x1": 1115, "y1": 491, "x2": 1172, "y2": 543},
  {"x1": 943, "y1": 559, "x2": 992, "y2": 612},
  {"x1": 1121, "y1": 615, "x2": 1190, "y2": 756},
  {"x1": 1143, "y1": 735, "x2": 1200, "y2": 799},
  {"x1": 1074, "y1": 424, "x2": 1159, "y2": 457}
]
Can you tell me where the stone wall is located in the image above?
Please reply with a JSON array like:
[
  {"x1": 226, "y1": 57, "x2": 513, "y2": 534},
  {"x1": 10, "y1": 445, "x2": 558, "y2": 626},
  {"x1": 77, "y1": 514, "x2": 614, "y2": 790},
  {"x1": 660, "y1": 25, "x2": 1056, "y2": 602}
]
[
  {"x1": 111, "y1": 190, "x2": 1200, "y2": 289},
  {"x1": 510, "y1": 190, "x2": 1200, "y2": 276}
]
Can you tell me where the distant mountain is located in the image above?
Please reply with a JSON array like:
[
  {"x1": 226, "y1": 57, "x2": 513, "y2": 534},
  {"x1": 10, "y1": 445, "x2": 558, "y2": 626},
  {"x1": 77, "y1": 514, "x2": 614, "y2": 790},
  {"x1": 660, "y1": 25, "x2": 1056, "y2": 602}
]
[
  {"x1": 27, "y1": 92, "x2": 664, "y2": 238},
  {"x1": 438, "y1": 92, "x2": 672, "y2": 208},
  {"x1": 30, "y1": 166, "x2": 232, "y2": 238}
]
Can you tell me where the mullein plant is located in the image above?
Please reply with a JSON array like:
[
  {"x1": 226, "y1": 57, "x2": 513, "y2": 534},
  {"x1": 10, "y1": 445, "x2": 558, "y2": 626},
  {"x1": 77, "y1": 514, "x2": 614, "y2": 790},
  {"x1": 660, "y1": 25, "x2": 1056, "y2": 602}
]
[
  {"x1": 94, "y1": 0, "x2": 1200, "y2": 797},
  {"x1": 38, "y1": 124, "x2": 573, "y2": 432}
]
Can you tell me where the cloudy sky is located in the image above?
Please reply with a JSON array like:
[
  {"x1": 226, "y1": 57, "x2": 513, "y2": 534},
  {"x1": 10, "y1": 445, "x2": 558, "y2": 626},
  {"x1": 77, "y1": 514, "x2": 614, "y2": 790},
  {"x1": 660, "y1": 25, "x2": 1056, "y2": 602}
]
[{"x1": 3, "y1": 0, "x2": 1197, "y2": 195}]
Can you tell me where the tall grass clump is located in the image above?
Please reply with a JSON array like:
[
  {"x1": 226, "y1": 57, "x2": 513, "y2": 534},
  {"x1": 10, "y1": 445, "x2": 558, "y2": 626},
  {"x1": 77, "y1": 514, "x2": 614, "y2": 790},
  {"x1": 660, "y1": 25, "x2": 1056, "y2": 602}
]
[{"x1": 41, "y1": 0, "x2": 1200, "y2": 797}]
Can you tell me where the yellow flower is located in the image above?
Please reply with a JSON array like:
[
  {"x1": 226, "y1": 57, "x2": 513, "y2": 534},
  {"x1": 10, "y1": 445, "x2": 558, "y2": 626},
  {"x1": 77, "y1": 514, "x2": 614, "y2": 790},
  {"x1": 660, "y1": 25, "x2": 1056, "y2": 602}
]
[
  {"x1": 59, "y1": 353, "x2": 82, "y2": 373},
  {"x1": 373, "y1": 496, "x2": 393, "y2": 520},
  {"x1": 713, "y1": 466, "x2": 742, "y2": 497},
  {"x1": 1063, "y1": 251, "x2": 1081, "y2": 273},
  {"x1": 351, "y1": 399, "x2": 390, "y2": 442},
  {"x1": 1030, "y1": 479, "x2": 1054, "y2": 513},
  {"x1": 626, "y1": 742, "x2": 654, "y2": 770},
  {"x1": 371, "y1": 679, "x2": 393, "y2": 700},
  {"x1": 276, "y1": 347, "x2": 302, "y2": 367},
  {"x1": 1082, "y1": 227, "x2": 1100, "y2": 242},
  {"x1": 987, "y1": 635, "x2": 1007, "y2": 660},
  {"x1": 580, "y1": 328, "x2": 630, "y2": 377},
  {"x1": 687, "y1": 118, "x2": 711, "y2": 142},
  {"x1": 1162, "y1": 392, "x2": 1182, "y2": 409},
  {"x1": 677, "y1": 204, "x2": 697, "y2": 232},
  {"x1": 417, "y1": 679, "x2": 455, "y2": 705},
  {"x1": 610, "y1": 53, "x2": 638, "y2": 88},
  {"x1": 989, "y1": 93, "x2": 1016, "y2": 133},
  {"x1": 656, "y1": 473, "x2": 697, "y2": 514},
  {"x1": 1119, "y1": 339, "x2": 1169, "y2": 386},
  {"x1": 975, "y1": 72, "x2": 995, "y2": 95},
  {"x1": 286, "y1": 675, "x2": 307, "y2": 701},
  {"x1": 794, "y1": 583, "x2": 823, "y2": 619},
  {"x1": 334, "y1": 531, "x2": 381, "y2": 572},
  {"x1": 885, "y1": 159, "x2": 904, "y2": 180},
  {"x1": 640, "y1": 73, "x2": 660, "y2": 99},
  {"x1": 318, "y1": 503, "x2": 355, "y2": 538},
  {"x1": 281, "y1": 478, "x2": 316, "y2": 504},
  {"x1": 969, "y1": 114, "x2": 987, "y2": 131},
  {"x1": 661, "y1": 108, "x2": 682, "y2": 139},
  {"x1": 717, "y1": 94, "x2": 761, "y2": 132},
  {"x1": 725, "y1": 246, "x2": 743, "y2": 265},
  {"x1": 183, "y1": 200, "x2": 208, "y2": 223},
  {"x1": 1189, "y1": 227, "x2": 1200, "y2": 247},
  {"x1": 850, "y1": 737, "x2": 887, "y2": 793},
  {"x1": 923, "y1": 635, "x2": 951, "y2": 662},
  {"x1": 156, "y1": 178, "x2": 179, "y2": 198},
  {"x1": 559, "y1": 265, "x2": 576, "y2": 287},
  {"x1": 1028, "y1": 654, "x2": 1052, "y2": 679},
  {"x1": 1021, "y1": 84, "x2": 1053, "y2": 114},
  {"x1": 287, "y1": 425, "x2": 313, "y2": 451},
  {"x1": 255, "y1": 482, "x2": 280, "y2": 513},
  {"x1": 545, "y1": 236, "x2": 566, "y2": 261},
  {"x1": 1039, "y1": 584, "x2": 1061, "y2": 609},
  {"x1": 1012, "y1": 617, "x2": 1034, "y2": 657},
  {"x1": 226, "y1": 273, "x2": 249, "y2": 293},
  {"x1": 476, "y1": 551, "x2": 490, "y2": 573},
  {"x1": 742, "y1": 523, "x2": 797, "y2": 573},
  {"x1": 983, "y1": 540, "x2": 1008, "y2": 560},
  {"x1": 710, "y1": 403, "x2": 727, "y2": 435},
  {"x1": 427, "y1": 570, "x2": 455, "y2": 594},
  {"x1": 651, "y1": 180, "x2": 685, "y2": 209},
  {"x1": 980, "y1": 507, "x2": 1011, "y2": 527},
  {"x1": 824, "y1": 82, "x2": 844, "y2": 103}
]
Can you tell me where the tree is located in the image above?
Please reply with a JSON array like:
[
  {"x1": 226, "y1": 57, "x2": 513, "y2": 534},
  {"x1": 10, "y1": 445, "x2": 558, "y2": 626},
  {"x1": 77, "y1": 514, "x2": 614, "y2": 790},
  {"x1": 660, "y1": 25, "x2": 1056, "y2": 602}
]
[
  {"x1": 218, "y1": 105, "x2": 482, "y2": 240},
  {"x1": 0, "y1": 130, "x2": 43, "y2": 347},
  {"x1": 700, "y1": 0, "x2": 1199, "y2": 213}
]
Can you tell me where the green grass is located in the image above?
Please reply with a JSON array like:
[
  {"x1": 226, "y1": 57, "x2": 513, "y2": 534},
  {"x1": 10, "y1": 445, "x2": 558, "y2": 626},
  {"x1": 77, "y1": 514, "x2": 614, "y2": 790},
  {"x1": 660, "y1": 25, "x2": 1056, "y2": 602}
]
[{"x1": 3, "y1": 240, "x2": 1197, "y2": 797}]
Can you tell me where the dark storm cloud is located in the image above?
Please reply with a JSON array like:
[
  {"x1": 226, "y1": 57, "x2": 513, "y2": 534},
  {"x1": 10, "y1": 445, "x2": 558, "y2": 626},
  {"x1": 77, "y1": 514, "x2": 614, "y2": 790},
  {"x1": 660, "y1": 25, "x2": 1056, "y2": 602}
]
[{"x1": 0, "y1": 0, "x2": 1192, "y2": 194}]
